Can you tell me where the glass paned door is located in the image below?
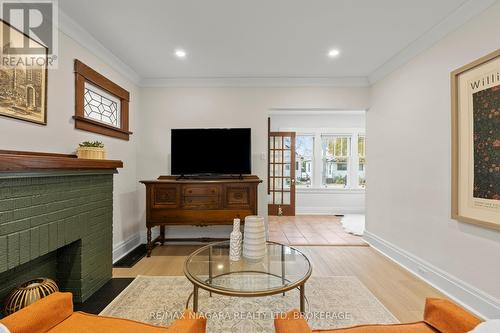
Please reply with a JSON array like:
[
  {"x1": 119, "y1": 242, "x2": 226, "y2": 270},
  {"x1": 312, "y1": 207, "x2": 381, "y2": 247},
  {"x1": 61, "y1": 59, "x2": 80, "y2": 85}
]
[{"x1": 268, "y1": 132, "x2": 296, "y2": 216}]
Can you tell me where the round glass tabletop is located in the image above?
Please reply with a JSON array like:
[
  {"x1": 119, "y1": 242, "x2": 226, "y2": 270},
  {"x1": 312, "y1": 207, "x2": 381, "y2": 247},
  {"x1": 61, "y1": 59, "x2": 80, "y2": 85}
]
[{"x1": 184, "y1": 241, "x2": 312, "y2": 296}]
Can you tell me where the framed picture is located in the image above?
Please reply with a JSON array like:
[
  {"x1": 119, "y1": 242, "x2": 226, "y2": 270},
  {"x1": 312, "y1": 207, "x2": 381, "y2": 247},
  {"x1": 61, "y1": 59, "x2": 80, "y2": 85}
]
[
  {"x1": 0, "y1": 19, "x2": 48, "y2": 125},
  {"x1": 451, "y1": 49, "x2": 500, "y2": 230}
]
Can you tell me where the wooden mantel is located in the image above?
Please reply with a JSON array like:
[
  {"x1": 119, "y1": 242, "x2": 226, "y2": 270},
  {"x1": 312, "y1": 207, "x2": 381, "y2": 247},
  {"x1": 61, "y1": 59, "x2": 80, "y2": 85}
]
[{"x1": 0, "y1": 150, "x2": 123, "y2": 172}]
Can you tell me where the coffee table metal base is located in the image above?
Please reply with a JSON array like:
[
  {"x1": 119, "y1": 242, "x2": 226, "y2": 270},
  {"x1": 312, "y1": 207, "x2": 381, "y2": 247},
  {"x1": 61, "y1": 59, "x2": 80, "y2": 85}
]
[{"x1": 187, "y1": 282, "x2": 307, "y2": 314}]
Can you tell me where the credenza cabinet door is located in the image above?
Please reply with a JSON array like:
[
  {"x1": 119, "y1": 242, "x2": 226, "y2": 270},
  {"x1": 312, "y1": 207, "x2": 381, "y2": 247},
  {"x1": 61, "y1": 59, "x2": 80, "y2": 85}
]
[
  {"x1": 224, "y1": 185, "x2": 253, "y2": 209},
  {"x1": 151, "y1": 184, "x2": 180, "y2": 208}
]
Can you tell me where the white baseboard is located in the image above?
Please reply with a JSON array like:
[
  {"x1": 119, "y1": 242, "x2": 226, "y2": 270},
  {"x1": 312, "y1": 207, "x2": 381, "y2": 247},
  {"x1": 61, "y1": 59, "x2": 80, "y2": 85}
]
[
  {"x1": 296, "y1": 206, "x2": 365, "y2": 215},
  {"x1": 140, "y1": 227, "x2": 160, "y2": 244},
  {"x1": 113, "y1": 233, "x2": 142, "y2": 263},
  {"x1": 364, "y1": 231, "x2": 500, "y2": 319}
]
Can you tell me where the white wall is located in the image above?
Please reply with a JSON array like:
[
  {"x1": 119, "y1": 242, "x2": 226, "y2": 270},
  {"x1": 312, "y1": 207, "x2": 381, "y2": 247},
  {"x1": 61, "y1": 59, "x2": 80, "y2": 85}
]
[
  {"x1": 366, "y1": 2, "x2": 500, "y2": 318},
  {"x1": 0, "y1": 31, "x2": 141, "y2": 262},
  {"x1": 271, "y1": 113, "x2": 365, "y2": 129},
  {"x1": 4, "y1": 6, "x2": 498, "y2": 318},
  {"x1": 271, "y1": 113, "x2": 365, "y2": 214},
  {"x1": 138, "y1": 87, "x2": 369, "y2": 238}
]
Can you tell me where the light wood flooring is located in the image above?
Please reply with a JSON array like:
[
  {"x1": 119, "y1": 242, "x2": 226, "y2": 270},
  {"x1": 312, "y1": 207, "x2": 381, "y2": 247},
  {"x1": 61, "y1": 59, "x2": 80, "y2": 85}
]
[
  {"x1": 268, "y1": 215, "x2": 367, "y2": 246},
  {"x1": 114, "y1": 245, "x2": 445, "y2": 323}
]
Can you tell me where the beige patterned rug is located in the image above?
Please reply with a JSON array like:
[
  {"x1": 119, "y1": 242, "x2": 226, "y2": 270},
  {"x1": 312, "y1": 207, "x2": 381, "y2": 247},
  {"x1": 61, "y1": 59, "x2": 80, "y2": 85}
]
[{"x1": 101, "y1": 276, "x2": 398, "y2": 333}]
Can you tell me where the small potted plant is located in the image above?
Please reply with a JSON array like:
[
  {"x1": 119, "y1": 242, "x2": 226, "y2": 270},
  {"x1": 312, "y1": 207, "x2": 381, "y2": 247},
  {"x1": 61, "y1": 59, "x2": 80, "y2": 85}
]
[{"x1": 76, "y1": 141, "x2": 106, "y2": 160}]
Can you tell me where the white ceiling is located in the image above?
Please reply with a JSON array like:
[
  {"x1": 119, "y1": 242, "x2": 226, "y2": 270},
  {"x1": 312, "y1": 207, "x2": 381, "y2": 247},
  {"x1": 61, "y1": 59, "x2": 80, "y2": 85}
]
[{"x1": 59, "y1": 0, "x2": 494, "y2": 84}]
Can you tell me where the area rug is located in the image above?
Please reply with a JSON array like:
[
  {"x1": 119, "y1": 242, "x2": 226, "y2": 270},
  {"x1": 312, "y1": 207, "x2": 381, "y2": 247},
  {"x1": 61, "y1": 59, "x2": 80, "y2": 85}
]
[
  {"x1": 101, "y1": 276, "x2": 398, "y2": 333},
  {"x1": 341, "y1": 214, "x2": 365, "y2": 236}
]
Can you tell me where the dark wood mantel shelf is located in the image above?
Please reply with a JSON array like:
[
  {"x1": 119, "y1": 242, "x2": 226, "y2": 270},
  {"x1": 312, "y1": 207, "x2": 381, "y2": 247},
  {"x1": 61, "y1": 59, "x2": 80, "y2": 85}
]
[{"x1": 0, "y1": 150, "x2": 123, "y2": 172}]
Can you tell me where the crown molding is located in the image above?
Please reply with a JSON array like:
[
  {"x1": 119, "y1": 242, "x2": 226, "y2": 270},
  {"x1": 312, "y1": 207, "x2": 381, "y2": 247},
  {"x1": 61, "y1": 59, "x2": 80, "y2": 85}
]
[
  {"x1": 58, "y1": 9, "x2": 142, "y2": 85},
  {"x1": 368, "y1": 0, "x2": 498, "y2": 84},
  {"x1": 139, "y1": 76, "x2": 370, "y2": 88}
]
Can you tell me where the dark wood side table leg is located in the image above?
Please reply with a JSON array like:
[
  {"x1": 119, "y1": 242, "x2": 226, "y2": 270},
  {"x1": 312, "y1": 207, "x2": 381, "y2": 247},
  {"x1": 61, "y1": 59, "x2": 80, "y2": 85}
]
[
  {"x1": 146, "y1": 226, "x2": 152, "y2": 257},
  {"x1": 160, "y1": 226, "x2": 165, "y2": 246},
  {"x1": 193, "y1": 285, "x2": 199, "y2": 313},
  {"x1": 299, "y1": 284, "x2": 305, "y2": 314}
]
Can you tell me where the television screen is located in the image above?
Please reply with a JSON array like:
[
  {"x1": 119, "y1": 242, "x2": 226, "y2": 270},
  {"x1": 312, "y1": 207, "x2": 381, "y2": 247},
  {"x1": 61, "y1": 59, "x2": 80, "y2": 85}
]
[{"x1": 171, "y1": 128, "x2": 251, "y2": 175}]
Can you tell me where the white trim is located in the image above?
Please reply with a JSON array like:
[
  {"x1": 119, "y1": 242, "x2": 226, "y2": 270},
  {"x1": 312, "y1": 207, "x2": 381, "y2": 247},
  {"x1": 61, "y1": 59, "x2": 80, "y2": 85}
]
[
  {"x1": 140, "y1": 227, "x2": 161, "y2": 244},
  {"x1": 368, "y1": 0, "x2": 497, "y2": 84},
  {"x1": 297, "y1": 187, "x2": 365, "y2": 194},
  {"x1": 58, "y1": 9, "x2": 142, "y2": 85},
  {"x1": 296, "y1": 206, "x2": 364, "y2": 215},
  {"x1": 140, "y1": 76, "x2": 370, "y2": 88},
  {"x1": 112, "y1": 233, "x2": 142, "y2": 263},
  {"x1": 364, "y1": 231, "x2": 500, "y2": 319},
  {"x1": 0, "y1": 323, "x2": 11, "y2": 333},
  {"x1": 112, "y1": 227, "x2": 161, "y2": 263}
]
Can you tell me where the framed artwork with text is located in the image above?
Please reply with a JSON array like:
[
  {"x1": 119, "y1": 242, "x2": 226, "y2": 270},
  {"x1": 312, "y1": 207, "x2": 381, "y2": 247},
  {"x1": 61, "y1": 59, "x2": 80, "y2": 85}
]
[
  {"x1": 0, "y1": 19, "x2": 48, "y2": 125},
  {"x1": 451, "y1": 49, "x2": 500, "y2": 230}
]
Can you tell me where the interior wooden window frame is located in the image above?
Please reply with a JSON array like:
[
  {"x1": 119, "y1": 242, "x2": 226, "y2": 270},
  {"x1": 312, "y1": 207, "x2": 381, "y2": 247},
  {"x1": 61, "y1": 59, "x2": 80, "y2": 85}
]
[{"x1": 74, "y1": 59, "x2": 133, "y2": 140}]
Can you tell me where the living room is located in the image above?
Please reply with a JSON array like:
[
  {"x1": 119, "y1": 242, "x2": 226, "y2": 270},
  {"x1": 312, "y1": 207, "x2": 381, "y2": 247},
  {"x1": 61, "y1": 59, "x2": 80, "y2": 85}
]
[{"x1": 0, "y1": 1, "x2": 499, "y2": 332}]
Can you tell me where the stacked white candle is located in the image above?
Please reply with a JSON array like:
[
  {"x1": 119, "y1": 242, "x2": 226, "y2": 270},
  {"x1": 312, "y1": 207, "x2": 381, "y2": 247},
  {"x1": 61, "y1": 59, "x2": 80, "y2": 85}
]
[{"x1": 242, "y1": 216, "x2": 266, "y2": 261}]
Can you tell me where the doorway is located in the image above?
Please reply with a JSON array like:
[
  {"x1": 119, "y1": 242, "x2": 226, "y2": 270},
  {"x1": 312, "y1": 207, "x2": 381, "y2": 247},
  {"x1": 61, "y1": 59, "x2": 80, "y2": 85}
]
[{"x1": 267, "y1": 111, "x2": 367, "y2": 246}]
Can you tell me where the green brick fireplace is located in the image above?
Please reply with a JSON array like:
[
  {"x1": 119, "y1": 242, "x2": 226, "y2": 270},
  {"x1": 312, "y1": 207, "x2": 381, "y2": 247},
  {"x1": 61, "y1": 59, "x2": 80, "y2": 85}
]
[{"x1": 0, "y1": 169, "x2": 116, "y2": 306}]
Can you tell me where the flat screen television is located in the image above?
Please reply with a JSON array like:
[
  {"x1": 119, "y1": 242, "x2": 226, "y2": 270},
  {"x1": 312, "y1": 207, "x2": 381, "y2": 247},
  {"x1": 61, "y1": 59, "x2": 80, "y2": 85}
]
[{"x1": 171, "y1": 128, "x2": 251, "y2": 175}]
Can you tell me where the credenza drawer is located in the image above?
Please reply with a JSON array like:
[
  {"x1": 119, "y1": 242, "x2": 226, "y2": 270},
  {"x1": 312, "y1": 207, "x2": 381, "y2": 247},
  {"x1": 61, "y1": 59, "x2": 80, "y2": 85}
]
[
  {"x1": 183, "y1": 185, "x2": 219, "y2": 196},
  {"x1": 183, "y1": 195, "x2": 220, "y2": 209}
]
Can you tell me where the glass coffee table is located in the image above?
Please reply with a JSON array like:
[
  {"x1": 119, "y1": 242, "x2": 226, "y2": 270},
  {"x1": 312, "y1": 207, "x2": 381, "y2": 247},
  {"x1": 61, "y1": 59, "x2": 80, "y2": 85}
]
[{"x1": 184, "y1": 241, "x2": 312, "y2": 313}]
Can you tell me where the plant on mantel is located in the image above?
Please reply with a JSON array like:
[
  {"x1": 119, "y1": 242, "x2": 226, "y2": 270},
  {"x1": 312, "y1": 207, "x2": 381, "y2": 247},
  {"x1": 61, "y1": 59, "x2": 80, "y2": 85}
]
[{"x1": 76, "y1": 141, "x2": 106, "y2": 160}]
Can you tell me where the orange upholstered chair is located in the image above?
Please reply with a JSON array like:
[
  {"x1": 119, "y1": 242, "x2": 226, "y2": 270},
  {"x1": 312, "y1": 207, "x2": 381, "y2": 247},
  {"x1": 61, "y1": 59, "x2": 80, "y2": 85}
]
[
  {"x1": 0, "y1": 292, "x2": 206, "y2": 333},
  {"x1": 274, "y1": 298, "x2": 482, "y2": 333}
]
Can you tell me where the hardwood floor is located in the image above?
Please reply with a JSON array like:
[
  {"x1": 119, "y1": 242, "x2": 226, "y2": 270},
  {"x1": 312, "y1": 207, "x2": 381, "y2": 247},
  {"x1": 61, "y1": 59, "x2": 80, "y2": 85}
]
[
  {"x1": 268, "y1": 215, "x2": 367, "y2": 246},
  {"x1": 113, "y1": 244, "x2": 445, "y2": 323}
]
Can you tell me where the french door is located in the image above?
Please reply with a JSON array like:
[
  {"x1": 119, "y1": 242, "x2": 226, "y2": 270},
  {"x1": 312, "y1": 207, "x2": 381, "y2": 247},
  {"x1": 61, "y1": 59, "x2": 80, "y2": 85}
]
[{"x1": 268, "y1": 132, "x2": 296, "y2": 216}]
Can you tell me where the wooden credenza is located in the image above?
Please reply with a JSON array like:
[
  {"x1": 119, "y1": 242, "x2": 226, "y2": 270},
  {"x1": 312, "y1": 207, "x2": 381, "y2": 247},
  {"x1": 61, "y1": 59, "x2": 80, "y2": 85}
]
[{"x1": 140, "y1": 175, "x2": 262, "y2": 256}]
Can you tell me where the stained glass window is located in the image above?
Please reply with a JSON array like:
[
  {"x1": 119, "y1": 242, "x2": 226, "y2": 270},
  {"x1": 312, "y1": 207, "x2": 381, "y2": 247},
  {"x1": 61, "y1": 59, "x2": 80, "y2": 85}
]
[{"x1": 83, "y1": 81, "x2": 121, "y2": 127}]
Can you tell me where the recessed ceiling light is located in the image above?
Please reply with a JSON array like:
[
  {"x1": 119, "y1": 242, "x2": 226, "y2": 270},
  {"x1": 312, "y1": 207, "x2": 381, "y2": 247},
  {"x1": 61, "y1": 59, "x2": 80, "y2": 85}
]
[
  {"x1": 328, "y1": 49, "x2": 340, "y2": 58},
  {"x1": 175, "y1": 49, "x2": 187, "y2": 58}
]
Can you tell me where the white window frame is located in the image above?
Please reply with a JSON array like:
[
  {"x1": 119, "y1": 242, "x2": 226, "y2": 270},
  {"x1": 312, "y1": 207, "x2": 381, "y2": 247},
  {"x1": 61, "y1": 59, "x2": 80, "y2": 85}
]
[
  {"x1": 279, "y1": 127, "x2": 365, "y2": 192},
  {"x1": 357, "y1": 134, "x2": 366, "y2": 189}
]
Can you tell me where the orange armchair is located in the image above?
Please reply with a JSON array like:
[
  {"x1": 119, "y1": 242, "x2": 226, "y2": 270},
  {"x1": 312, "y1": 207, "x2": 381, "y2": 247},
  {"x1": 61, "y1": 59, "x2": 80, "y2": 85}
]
[
  {"x1": 0, "y1": 292, "x2": 206, "y2": 333},
  {"x1": 274, "y1": 298, "x2": 481, "y2": 333}
]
